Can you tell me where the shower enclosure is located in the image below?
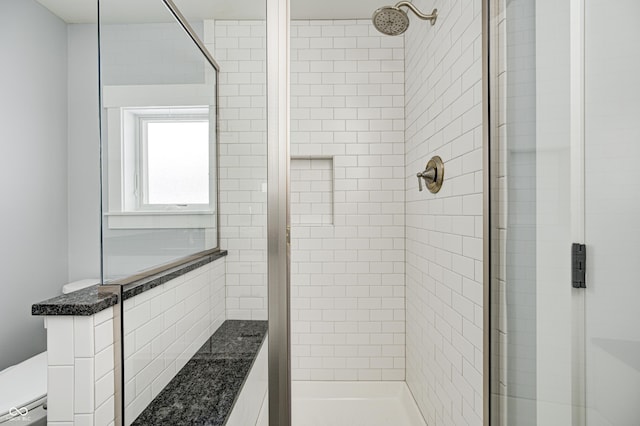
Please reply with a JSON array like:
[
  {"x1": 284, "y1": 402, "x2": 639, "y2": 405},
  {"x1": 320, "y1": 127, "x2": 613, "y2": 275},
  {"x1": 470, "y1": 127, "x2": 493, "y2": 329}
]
[
  {"x1": 91, "y1": 0, "x2": 640, "y2": 423},
  {"x1": 489, "y1": 0, "x2": 640, "y2": 425},
  {"x1": 97, "y1": 0, "x2": 485, "y2": 424}
]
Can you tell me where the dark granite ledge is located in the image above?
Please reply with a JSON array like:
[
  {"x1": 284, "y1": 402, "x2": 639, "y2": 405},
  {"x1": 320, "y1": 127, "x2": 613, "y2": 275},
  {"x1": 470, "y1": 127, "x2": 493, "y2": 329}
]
[
  {"x1": 32, "y1": 249, "x2": 227, "y2": 316},
  {"x1": 31, "y1": 284, "x2": 117, "y2": 316},
  {"x1": 132, "y1": 320, "x2": 268, "y2": 426},
  {"x1": 121, "y1": 249, "x2": 227, "y2": 301}
]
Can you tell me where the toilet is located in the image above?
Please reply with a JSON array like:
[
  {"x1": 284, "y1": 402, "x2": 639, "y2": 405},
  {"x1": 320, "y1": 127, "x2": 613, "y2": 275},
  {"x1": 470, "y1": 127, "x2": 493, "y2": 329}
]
[{"x1": 0, "y1": 280, "x2": 98, "y2": 425}]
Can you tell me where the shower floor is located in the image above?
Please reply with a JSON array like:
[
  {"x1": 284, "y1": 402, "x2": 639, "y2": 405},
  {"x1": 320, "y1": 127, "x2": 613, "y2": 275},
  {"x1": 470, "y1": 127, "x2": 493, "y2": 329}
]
[{"x1": 257, "y1": 381, "x2": 427, "y2": 426}]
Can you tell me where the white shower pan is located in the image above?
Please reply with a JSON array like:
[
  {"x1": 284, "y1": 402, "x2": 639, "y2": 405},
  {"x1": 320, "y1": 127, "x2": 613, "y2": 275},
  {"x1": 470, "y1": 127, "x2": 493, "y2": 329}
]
[{"x1": 258, "y1": 381, "x2": 427, "y2": 426}]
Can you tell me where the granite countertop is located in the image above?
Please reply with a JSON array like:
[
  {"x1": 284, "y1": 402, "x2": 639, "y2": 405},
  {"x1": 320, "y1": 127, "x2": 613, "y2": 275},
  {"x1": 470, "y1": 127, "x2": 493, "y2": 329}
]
[
  {"x1": 132, "y1": 320, "x2": 268, "y2": 426},
  {"x1": 31, "y1": 284, "x2": 117, "y2": 316},
  {"x1": 31, "y1": 249, "x2": 227, "y2": 316}
]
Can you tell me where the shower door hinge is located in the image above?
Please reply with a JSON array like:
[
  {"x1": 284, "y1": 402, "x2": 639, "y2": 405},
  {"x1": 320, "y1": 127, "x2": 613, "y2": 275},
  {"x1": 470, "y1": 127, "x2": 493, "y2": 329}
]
[{"x1": 572, "y1": 243, "x2": 586, "y2": 288}]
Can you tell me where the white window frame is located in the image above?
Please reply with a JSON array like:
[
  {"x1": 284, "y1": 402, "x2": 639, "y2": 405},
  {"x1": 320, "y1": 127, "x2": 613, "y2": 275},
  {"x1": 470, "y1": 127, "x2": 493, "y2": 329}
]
[
  {"x1": 103, "y1": 84, "x2": 216, "y2": 229},
  {"x1": 135, "y1": 111, "x2": 210, "y2": 211}
]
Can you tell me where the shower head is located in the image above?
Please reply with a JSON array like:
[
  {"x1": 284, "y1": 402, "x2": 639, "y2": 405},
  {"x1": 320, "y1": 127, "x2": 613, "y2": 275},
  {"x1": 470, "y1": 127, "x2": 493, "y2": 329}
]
[
  {"x1": 372, "y1": 1, "x2": 437, "y2": 36},
  {"x1": 372, "y1": 5, "x2": 410, "y2": 36}
]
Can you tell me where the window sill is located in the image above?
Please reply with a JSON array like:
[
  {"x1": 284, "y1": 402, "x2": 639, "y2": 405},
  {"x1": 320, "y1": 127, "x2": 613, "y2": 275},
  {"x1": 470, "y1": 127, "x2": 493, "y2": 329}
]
[{"x1": 105, "y1": 211, "x2": 215, "y2": 229}]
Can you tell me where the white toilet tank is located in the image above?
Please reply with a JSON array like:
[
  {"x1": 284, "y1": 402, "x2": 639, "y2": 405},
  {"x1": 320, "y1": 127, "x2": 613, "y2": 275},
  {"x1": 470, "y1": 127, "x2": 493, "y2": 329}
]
[
  {"x1": 62, "y1": 278, "x2": 99, "y2": 294},
  {"x1": 0, "y1": 279, "x2": 99, "y2": 425}
]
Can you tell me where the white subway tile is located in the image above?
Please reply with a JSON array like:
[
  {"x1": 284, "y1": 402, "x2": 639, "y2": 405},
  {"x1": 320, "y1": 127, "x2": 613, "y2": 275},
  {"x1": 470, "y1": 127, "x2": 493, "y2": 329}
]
[
  {"x1": 74, "y1": 316, "x2": 95, "y2": 358},
  {"x1": 74, "y1": 414, "x2": 94, "y2": 426},
  {"x1": 74, "y1": 358, "x2": 94, "y2": 414},
  {"x1": 94, "y1": 319, "x2": 113, "y2": 354},
  {"x1": 135, "y1": 357, "x2": 164, "y2": 393},
  {"x1": 151, "y1": 362, "x2": 176, "y2": 396},
  {"x1": 48, "y1": 366, "x2": 74, "y2": 421},
  {"x1": 47, "y1": 317, "x2": 74, "y2": 366},
  {"x1": 94, "y1": 370, "x2": 114, "y2": 408},
  {"x1": 134, "y1": 317, "x2": 164, "y2": 352},
  {"x1": 93, "y1": 306, "x2": 113, "y2": 326},
  {"x1": 124, "y1": 302, "x2": 150, "y2": 335},
  {"x1": 404, "y1": 0, "x2": 484, "y2": 422},
  {"x1": 94, "y1": 395, "x2": 114, "y2": 426},
  {"x1": 94, "y1": 345, "x2": 114, "y2": 381}
]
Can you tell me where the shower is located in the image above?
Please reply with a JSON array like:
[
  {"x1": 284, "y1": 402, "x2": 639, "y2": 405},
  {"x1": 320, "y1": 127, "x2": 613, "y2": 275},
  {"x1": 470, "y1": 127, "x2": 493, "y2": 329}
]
[{"x1": 371, "y1": 1, "x2": 437, "y2": 36}]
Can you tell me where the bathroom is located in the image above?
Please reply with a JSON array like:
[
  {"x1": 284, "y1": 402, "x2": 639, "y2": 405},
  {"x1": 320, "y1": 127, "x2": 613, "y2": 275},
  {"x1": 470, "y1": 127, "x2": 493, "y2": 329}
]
[{"x1": 0, "y1": 0, "x2": 638, "y2": 425}]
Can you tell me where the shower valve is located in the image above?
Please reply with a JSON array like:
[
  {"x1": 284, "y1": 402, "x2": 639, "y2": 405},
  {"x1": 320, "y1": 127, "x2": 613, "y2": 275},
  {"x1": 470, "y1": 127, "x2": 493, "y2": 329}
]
[
  {"x1": 416, "y1": 156, "x2": 444, "y2": 194},
  {"x1": 417, "y1": 169, "x2": 436, "y2": 191}
]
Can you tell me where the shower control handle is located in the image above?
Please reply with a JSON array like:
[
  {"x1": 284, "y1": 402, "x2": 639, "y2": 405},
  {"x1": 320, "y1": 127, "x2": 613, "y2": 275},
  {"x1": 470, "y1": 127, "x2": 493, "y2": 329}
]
[
  {"x1": 416, "y1": 156, "x2": 445, "y2": 194},
  {"x1": 416, "y1": 169, "x2": 436, "y2": 191}
]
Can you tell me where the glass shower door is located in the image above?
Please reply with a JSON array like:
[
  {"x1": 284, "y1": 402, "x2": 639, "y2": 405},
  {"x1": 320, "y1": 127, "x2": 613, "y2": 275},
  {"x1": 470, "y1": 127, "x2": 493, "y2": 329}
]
[
  {"x1": 583, "y1": 1, "x2": 640, "y2": 424},
  {"x1": 490, "y1": 0, "x2": 640, "y2": 425}
]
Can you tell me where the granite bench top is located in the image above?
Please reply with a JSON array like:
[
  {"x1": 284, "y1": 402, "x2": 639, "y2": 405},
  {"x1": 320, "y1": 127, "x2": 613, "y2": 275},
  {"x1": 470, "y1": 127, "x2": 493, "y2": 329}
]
[
  {"x1": 131, "y1": 320, "x2": 268, "y2": 426},
  {"x1": 31, "y1": 249, "x2": 227, "y2": 316}
]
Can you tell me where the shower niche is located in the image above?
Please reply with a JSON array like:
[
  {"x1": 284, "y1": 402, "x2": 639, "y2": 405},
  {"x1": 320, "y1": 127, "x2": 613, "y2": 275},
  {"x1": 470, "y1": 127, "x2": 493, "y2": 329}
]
[{"x1": 291, "y1": 157, "x2": 334, "y2": 226}]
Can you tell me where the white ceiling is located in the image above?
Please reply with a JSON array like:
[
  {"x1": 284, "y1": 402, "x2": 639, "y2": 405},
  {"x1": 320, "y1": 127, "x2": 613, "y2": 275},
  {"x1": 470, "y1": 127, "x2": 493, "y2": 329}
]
[{"x1": 36, "y1": 0, "x2": 383, "y2": 23}]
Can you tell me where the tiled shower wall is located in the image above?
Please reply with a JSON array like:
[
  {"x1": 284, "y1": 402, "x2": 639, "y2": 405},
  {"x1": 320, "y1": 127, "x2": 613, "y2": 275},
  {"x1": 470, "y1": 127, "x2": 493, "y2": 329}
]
[
  {"x1": 206, "y1": 21, "x2": 268, "y2": 321},
  {"x1": 404, "y1": 0, "x2": 484, "y2": 424},
  {"x1": 211, "y1": 19, "x2": 406, "y2": 380},
  {"x1": 289, "y1": 20, "x2": 406, "y2": 381},
  {"x1": 290, "y1": 158, "x2": 334, "y2": 226},
  {"x1": 212, "y1": 9, "x2": 484, "y2": 396}
]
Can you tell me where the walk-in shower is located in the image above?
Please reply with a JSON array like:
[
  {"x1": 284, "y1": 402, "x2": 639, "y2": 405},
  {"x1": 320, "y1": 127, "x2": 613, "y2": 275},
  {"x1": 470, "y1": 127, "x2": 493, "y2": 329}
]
[
  {"x1": 12, "y1": 0, "x2": 489, "y2": 424},
  {"x1": 371, "y1": 1, "x2": 437, "y2": 36}
]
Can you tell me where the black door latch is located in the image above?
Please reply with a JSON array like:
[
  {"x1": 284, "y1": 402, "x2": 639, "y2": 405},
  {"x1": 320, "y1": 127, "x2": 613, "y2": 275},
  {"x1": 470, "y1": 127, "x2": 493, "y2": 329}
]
[{"x1": 572, "y1": 243, "x2": 586, "y2": 288}]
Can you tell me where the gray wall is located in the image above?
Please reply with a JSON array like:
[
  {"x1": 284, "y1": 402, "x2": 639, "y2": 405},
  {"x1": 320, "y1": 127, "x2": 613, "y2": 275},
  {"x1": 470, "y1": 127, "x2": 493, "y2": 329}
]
[
  {"x1": 67, "y1": 23, "x2": 101, "y2": 282},
  {"x1": 0, "y1": 3, "x2": 213, "y2": 369},
  {"x1": 0, "y1": 0, "x2": 69, "y2": 370}
]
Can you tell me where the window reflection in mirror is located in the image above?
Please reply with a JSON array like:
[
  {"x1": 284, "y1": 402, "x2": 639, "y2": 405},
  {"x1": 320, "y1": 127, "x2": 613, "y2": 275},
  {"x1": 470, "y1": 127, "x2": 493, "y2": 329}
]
[{"x1": 99, "y1": 0, "x2": 218, "y2": 281}]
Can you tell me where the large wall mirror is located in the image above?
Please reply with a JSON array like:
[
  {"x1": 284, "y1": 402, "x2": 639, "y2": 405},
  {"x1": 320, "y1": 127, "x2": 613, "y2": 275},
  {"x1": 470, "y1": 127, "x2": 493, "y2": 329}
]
[{"x1": 99, "y1": 0, "x2": 219, "y2": 281}]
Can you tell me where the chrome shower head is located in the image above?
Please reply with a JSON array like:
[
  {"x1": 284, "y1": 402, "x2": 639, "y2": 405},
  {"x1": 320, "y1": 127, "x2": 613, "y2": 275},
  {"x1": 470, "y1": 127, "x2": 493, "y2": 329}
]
[{"x1": 372, "y1": 1, "x2": 437, "y2": 36}]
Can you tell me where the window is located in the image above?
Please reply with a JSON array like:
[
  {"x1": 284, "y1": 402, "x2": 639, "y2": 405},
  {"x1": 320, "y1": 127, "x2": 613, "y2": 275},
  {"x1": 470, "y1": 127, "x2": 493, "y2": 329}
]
[
  {"x1": 138, "y1": 114, "x2": 210, "y2": 209},
  {"x1": 102, "y1": 84, "x2": 216, "y2": 229}
]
